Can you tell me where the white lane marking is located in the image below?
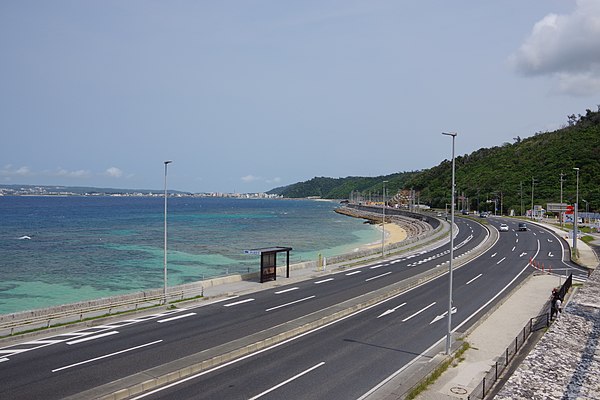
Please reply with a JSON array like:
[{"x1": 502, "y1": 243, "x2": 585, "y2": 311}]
[
  {"x1": 157, "y1": 312, "x2": 197, "y2": 323},
  {"x1": 265, "y1": 296, "x2": 316, "y2": 312},
  {"x1": 314, "y1": 278, "x2": 334, "y2": 284},
  {"x1": 496, "y1": 257, "x2": 506, "y2": 265},
  {"x1": 548, "y1": 252, "x2": 554, "y2": 258},
  {"x1": 345, "y1": 270, "x2": 362, "y2": 276},
  {"x1": 466, "y1": 274, "x2": 483, "y2": 285},
  {"x1": 223, "y1": 298, "x2": 255, "y2": 307},
  {"x1": 430, "y1": 307, "x2": 457, "y2": 324},
  {"x1": 365, "y1": 272, "x2": 392, "y2": 282},
  {"x1": 0, "y1": 358, "x2": 8, "y2": 363},
  {"x1": 0, "y1": 349, "x2": 27, "y2": 354},
  {"x1": 402, "y1": 302, "x2": 436, "y2": 322},
  {"x1": 491, "y1": 253, "x2": 497, "y2": 258},
  {"x1": 511, "y1": 246, "x2": 516, "y2": 252},
  {"x1": 66, "y1": 331, "x2": 119, "y2": 345},
  {"x1": 377, "y1": 302, "x2": 407, "y2": 318},
  {"x1": 52, "y1": 340, "x2": 163, "y2": 372},
  {"x1": 22, "y1": 340, "x2": 62, "y2": 345},
  {"x1": 204, "y1": 296, "x2": 239, "y2": 306},
  {"x1": 248, "y1": 362, "x2": 326, "y2": 400},
  {"x1": 274, "y1": 287, "x2": 299, "y2": 294},
  {"x1": 516, "y1": 239, "x2": 519, "y2": 243},
  {"x1": 370, "y1": 264, "x2": 385, "y2": 269},
  {"x1": 519, "y1": 252, "x2": 527, "y2": 258}
]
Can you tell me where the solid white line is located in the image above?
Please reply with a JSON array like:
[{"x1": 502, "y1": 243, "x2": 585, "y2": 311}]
[
  {"x1": 466, "y1": 274, "x2": 482, "y2": 285},
  {"x1": 274, "y1": 287, "x2": 299, "y2": 294},
  {"x1": 66, "y1": 331, "x2": 119, "y2": 345},
  {"x1": 365, "y1": 272, "x2": 392, "y2": 282},
  {"x1": 248, "y1": 362, "x2": 325, "y2": 400},
  {"x1": 223, "y1": 298, "x2": 255, "y2": 307},
  {"x1": 0, "y1": 358, "x2": 8, "y2": 363},
  {"x1": 52, "y1": 340, "x2": 162, "y2": 372},
  {"x1": 266, "y1": 296, "x2": 316, "y2": 312},
  {"x1": 207, "y1": 296, "x2": 239, "y2": 305},
  {"x1": 402, "y1": 302, "x2": 436, "y2": 322},
  {"x1": 157, "y1": 312, "x2": 197, "y2": 323},
  {"x1": 345, "y1": 270, "x2": 362, "y2": 276},
  {"x1": 496, "y1": 257, "x2": 506, "y2": 265},
  {"x1": 0, "y1": 349, "x2": 26, "y2": 354},
  {"x1": 314, "y1": 278, "x2": 334, "y2": 284}
]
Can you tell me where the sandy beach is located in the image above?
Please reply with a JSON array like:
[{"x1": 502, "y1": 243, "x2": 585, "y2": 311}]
[{"x1": 360, "y1": 222, "x2": 407, "y2": 250}]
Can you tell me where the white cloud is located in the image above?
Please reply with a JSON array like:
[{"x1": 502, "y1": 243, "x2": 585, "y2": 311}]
[
  {"x1": 509, "y1": 0, "x2": 600, "y2": 95},
  {"x1": 241, "y1": 174, "x2": 260, "y2": 183},
  {"x1": 105, "y1": 167, "x2": 123, "y2": 178},
  {"x1": 1, "y1": 165, "x2": 32, "y2": 177},
  {"x1": 266, "y1": 177, "x2": 282, "y2": 184},
  {"x1": 53, "y1": 168, "x2": 91, "y2": 178}
]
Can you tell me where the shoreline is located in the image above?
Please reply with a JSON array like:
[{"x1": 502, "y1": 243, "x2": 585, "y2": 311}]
[{"x1": 357, "y1": 222, "x2": 408, "y2": 251}]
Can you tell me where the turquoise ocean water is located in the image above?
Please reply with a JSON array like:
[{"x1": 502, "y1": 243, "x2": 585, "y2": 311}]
[{"x1": 0, "y1": 196, "x2": 379, "y2": 314}]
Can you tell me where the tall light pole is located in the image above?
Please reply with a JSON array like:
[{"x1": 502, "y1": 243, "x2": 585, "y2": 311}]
[
  {"x1": 164, "y1": 160, "x2": 172, "y2": 304},
  {"x1": 442, "y1": 132, "x2": 457, "y2": 355},
  {"x1": 531, "y1": 177, "x2": 536, "y2": 220},
  {"x1": 560, "y1": 172, "x2": 565, "y2": 227},
  {"x1": 382, "y1": 180, "x2": 388, "y2": 257},
  {"x1": 573, "y1": 167, "x2": 579, "y2": 255}
]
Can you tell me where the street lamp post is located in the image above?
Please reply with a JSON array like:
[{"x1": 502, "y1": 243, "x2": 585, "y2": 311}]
[
  {"x1": 573, "y1": 167, "x2": 579, "y2": 255},
  {"x1": 560, "y1": 173, "x2": 565, "y2": 227},
  {"x1": 164, "y1": 160, "x2": 172, "y2": 304},
  {"x1": 531, "y1": 177, "x2": 537, "y2": 220},
  {"x1": 442, "y1": 132, "x2": 457, "y2": 355},
  {"x1": 382, "y1": 180, "x2": 388, "y2": 257}
]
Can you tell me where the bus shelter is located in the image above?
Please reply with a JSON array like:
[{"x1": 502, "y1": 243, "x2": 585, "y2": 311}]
[{"x1": 243, "y1": 246, "x2": 292, "y2": 283}]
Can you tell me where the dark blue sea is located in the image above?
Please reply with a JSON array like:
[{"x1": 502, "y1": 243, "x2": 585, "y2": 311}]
[{"x1": 0, "y1": 196, "x2": 379, "y2": 314}]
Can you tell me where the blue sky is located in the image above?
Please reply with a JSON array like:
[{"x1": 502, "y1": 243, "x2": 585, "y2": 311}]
[{"x1": 1, "y1": 1, "x2": 599, "y2": 193}]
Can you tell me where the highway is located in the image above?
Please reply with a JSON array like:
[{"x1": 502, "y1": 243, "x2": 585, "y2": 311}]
[
  {"x1": 0, "y1": 217, "x2": 586, "y2": 399},
  {"x1": 130, "y1": 218, "x2": 586, "y2": 400}
]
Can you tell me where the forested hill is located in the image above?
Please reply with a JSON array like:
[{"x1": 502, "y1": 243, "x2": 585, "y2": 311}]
[{"x1": 268, "y1": 108, "x2": 600, "y2": 213}]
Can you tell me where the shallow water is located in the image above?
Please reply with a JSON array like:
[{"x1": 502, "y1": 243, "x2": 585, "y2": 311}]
[{"x1": 0, "y1": 196, "x2": 379, "y2": 313}]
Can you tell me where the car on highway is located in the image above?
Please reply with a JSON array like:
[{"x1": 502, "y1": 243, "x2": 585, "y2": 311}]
[
  {"x1": 518, "y1": 222, "x2": 527, "y2": 231},
  {"x1": 499, "y1": 224, "x2": 509, "y2": 232}
]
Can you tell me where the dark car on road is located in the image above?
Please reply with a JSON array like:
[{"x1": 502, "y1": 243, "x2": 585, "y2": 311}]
[{"x1": 518, "y1": 222, "x2": 527, "y2": 231}]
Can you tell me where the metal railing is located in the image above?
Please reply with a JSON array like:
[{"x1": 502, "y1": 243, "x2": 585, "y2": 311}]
[
  {"x1": 468, "y1": 312, "x2": 550, "y2": 399},
  {"x1": 468, "y1": 273, "x2": 573, "y2": 399},
  {"x1": 0, "y1": 286, "x2": 205, "y2": 336}
]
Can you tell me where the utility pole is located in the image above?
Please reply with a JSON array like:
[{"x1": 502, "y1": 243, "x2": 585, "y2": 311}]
[
  {"x1": 531, "y1": 177, "x2": 536, "y2": 220},
  {"x1": 520, "y1": 181, "x2": 524, "y2": 217},
  {"x1": 560, "y1": 172, "x2": 565, "y2": 227}
]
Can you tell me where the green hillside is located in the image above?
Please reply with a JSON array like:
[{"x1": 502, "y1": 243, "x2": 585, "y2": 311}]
[{"x1": 269, "y1": 108, "x2": 600, "y2": 214}]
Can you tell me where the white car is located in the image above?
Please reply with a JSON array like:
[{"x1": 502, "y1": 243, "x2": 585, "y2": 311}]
[{"x1": 499, "y1": 224, "x2": 509, "y2": 232}]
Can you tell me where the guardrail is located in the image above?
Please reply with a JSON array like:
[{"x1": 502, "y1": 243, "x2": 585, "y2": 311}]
[{"x1": 0, "y1": 286, "x2": 205, "y2": 336}]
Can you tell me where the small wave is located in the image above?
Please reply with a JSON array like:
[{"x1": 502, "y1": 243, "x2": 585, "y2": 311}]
[{"x1": 18, "y1": 235, "x2": 32, "y2": 240}]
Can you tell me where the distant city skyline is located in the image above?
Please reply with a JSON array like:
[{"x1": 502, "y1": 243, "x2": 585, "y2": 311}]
[{"x1": 2, "y1": 1, "x2": 599, "y2": 193}]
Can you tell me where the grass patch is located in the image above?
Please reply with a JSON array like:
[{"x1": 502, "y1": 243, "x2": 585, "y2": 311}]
[
  {"x1": 405, "y1": 341, "x2": 471, "y2": 400},
  {"x1": 582, "y1": 235, "x2": 595, "y2": 244}
]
